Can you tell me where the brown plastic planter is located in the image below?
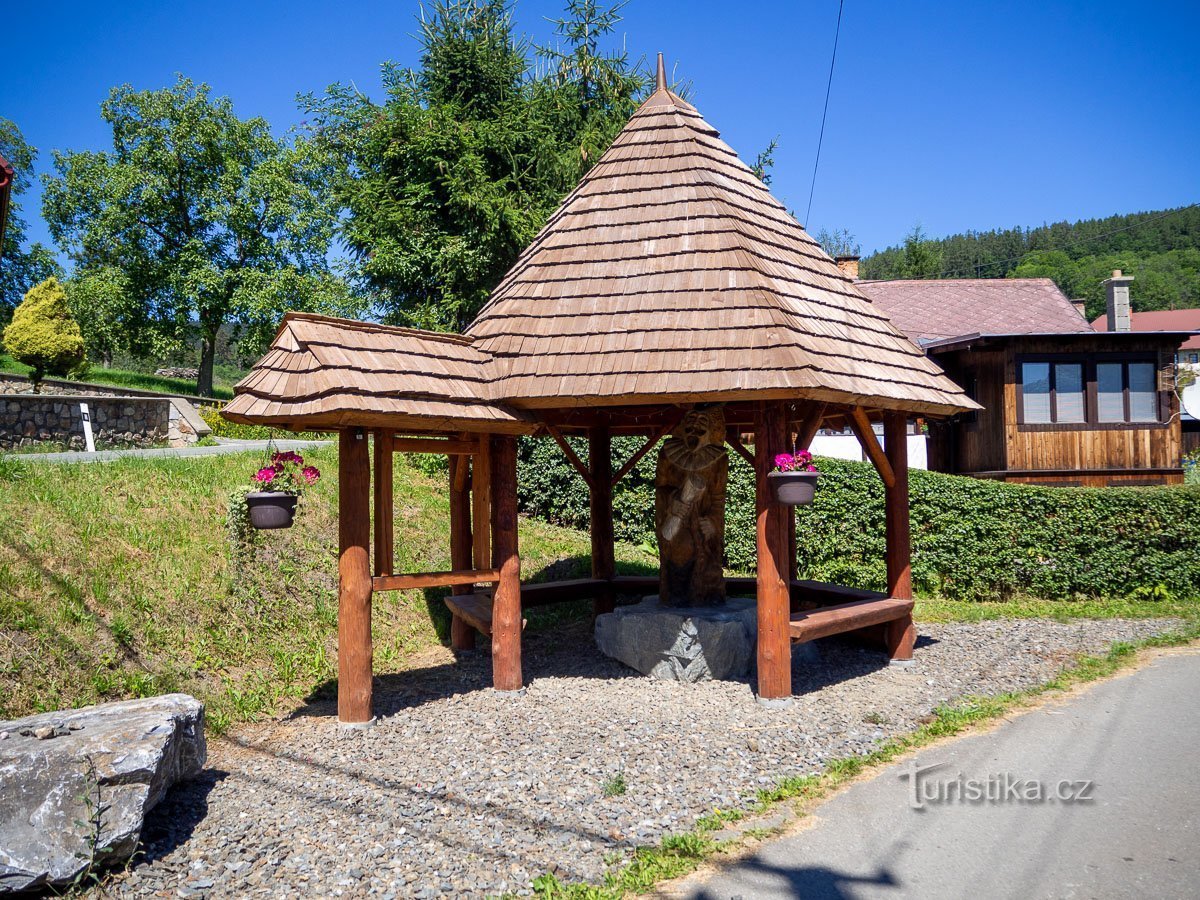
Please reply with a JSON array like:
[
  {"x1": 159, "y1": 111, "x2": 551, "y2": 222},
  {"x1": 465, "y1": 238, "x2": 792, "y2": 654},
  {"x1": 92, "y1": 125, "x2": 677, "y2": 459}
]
[
  {"x1": 246, "y1": 491, "x2": 298, "y2": 529},
  {"x1": 767, "y1": 471, "x2": 819, "y2": 506}
]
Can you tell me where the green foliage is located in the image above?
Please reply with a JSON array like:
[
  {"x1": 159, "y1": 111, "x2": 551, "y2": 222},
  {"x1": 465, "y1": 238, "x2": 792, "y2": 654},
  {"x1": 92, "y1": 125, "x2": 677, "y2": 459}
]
[
  {"x1": 2, "y1": 278, "x2": 86, "y2": 390},
  {"x1": 519, "y1": 450, "x2": 1200, "y2": 602},
  {"x1": 600, "y1": 767, "x2": 627, "y2": 798},
  {"x1": 64, "y1": 267, "x2": 146, "y2": 366},
  {"x1": 42, "y1": 76, "x2": 361, "y2": 396},
  {"x1": 815, "y1": 227, "x2": 860, "y2": 258},
  {"x1": 198, "y1": 403, "x2": 326, "y2": 439},
  {"x1": 0, "y1": 118, "x2": 62, "y2": 322},
  {"x1": 302, "y1": 0, "x2": 647, "y2": 331},
  {"x1": 860, "y1": 206, "x2": 1200, "y2": 317}
]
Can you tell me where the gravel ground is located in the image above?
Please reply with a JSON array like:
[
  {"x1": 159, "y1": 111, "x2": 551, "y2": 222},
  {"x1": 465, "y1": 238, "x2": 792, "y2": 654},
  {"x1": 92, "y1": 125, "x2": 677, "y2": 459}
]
[{"x1": 102, "y1": 616, "x2": 1180, "y2": 898}]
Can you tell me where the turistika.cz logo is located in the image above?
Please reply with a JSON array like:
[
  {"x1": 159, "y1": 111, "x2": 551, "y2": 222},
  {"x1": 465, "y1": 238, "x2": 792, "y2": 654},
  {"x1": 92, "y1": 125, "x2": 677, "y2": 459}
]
[{"x1": 899, "y1": 761, "x2": 1095, "y2": 809}]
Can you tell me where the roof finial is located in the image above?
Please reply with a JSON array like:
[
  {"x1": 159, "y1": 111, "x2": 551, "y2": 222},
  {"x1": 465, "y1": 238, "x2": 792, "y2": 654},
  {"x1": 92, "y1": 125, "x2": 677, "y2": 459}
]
[{"x1": 656, "y1": 52, "x2": 667, "y2": 92}]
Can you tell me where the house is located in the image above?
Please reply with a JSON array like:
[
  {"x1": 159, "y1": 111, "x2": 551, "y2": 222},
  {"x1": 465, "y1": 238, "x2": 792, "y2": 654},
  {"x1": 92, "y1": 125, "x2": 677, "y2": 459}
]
[
  {"x1": 857, "y1": 267, "x2": 1193, "y2": 487},
  {"x1": 1090, "y1": 307, "x2": 1200, "y2": 456}
]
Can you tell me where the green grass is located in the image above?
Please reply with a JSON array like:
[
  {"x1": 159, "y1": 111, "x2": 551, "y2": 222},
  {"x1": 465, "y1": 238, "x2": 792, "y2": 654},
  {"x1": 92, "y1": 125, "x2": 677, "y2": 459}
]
[
  {"x1": 0, "y1": 352, "x2": 236, "y2": 399},
  {"x1": 0, "y1": 446, "x2": 655, "y2": 730}
]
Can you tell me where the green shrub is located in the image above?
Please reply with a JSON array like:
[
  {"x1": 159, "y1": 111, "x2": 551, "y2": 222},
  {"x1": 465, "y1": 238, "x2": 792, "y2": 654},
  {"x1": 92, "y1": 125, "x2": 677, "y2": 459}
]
[
  {"x1": 517, "y1": 440, "x2": 1200, "y2": 602},
  {"x1": 2, "y1": 278, "x2": 86, "y2": 391}
]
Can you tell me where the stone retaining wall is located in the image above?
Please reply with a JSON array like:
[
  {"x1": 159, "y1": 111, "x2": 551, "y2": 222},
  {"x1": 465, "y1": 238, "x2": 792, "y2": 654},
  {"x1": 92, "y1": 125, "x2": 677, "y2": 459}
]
[{"x1": 0, "y1": 395, "x2": 172, "y2": 451}]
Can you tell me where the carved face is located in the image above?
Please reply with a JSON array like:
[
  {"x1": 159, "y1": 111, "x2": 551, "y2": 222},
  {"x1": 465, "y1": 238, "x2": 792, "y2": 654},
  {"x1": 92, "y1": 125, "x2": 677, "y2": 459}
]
[{"x1": 678, "y1": 407, "x2": 724, "y2": 450}]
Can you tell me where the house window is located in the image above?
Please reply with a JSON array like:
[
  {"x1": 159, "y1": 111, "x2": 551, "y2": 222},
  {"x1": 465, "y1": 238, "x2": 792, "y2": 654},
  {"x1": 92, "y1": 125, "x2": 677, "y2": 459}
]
[
  {"x1": 1097, "y1": 360, "x2": 1159, "y2": 423},
  {"x1": 1189, "y1": 352, "x2": 1199, "y2": 365},
  {"x1": 1019, "y1": 355, "x2": 1162, "y2": 426},
  {"x1": 1020, "y1": 361, "x2": 1085, "y2": 424}
]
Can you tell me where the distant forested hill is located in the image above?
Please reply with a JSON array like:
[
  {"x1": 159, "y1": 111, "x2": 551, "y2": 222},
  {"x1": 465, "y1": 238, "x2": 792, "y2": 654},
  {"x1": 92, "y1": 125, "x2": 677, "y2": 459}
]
[{"x1": 860, "y1": 206, "x2": 1200, "y2": 320}]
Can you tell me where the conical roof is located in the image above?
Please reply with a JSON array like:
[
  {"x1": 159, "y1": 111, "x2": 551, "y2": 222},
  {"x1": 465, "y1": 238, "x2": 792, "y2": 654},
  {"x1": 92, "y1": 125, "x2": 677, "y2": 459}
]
[{"x1": 468, "y1": 57, "x2": 973, "y2": 416}]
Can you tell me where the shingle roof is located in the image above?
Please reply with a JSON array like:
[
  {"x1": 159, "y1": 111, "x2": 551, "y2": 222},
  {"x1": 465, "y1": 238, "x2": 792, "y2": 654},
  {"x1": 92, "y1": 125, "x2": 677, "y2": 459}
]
[
  {"x1": 226, "y1": 58, "x2": 978, "y2": 432},
  {"x1": 1091, "y1": 308, "x2": 1200, "y2": 351},
  {"x1": 858, "y1": 278, "x2": 1093, "y2": 344},
  {"x1": 221, "y1": 313, "x2": 534, "y2": 433},
  {"x1": 467, "y1": 68, "x2": 973, "y2": 417}
]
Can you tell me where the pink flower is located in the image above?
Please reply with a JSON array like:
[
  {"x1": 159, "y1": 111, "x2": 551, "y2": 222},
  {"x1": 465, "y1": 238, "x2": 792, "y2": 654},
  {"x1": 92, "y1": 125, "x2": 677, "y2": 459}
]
[
  {"x1": 774, "y1": 453, "x2": 795, "y2": 472},
  {"x1": 272, "y1": 450, "x2": 304, "y2": 466},
  {"x1": 302, "y1": 465, "x2": 320, "y2": 484},
  {"x1": 254, "y1": 466, "x2": 276, "y2": 484}
]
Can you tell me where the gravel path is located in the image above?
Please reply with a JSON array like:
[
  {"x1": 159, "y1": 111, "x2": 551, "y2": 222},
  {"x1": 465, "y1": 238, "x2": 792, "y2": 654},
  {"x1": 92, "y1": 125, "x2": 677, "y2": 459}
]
[{"x1": 104, "y1": 617, "x2": 1180, "y2": 898}]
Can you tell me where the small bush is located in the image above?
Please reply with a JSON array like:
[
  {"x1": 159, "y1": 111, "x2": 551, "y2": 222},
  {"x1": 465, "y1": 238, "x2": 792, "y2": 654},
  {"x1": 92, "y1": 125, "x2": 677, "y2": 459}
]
[{"x1": 2, "y1": 278, "x2": 86, "y2": 391}]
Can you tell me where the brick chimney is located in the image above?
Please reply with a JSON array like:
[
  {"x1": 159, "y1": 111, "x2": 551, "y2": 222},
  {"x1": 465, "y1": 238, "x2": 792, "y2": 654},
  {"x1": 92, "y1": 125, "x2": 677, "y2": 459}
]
[
  {"x1": 835, "y1": 255, "x2": 860, "y2": 280},
  {"x1": 1101, "y1": 269, "x2": 1134, "y2": 332}
]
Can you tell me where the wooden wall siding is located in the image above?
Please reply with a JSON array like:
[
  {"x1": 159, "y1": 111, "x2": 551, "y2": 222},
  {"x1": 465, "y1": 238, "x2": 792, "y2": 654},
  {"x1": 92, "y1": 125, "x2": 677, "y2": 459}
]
[
  {"x1": 933, "y1": 349, "x2": 1007, "y2": 474},
  {"x1": 467, "y1": 80, "x2": 974, "y2": 417},
  {"x1": 1002, "y1": 342, "x2": 1181, "y2": 475}
]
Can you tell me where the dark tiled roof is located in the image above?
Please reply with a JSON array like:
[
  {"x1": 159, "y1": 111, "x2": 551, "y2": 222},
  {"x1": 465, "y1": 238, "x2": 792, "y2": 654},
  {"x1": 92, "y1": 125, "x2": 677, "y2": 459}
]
[
  {"x1": 858, "y1": 278, "x2": 1093, "y2": 344},
  {"x1": 1092, "y1": 308, "x2": 1200, "y2": 351}
]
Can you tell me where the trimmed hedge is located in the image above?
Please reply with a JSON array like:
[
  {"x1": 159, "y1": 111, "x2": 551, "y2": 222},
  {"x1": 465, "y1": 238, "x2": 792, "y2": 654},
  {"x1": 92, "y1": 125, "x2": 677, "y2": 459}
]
[{"x1": 517, "y1": 438, "x2": 1200, "y2": 602}]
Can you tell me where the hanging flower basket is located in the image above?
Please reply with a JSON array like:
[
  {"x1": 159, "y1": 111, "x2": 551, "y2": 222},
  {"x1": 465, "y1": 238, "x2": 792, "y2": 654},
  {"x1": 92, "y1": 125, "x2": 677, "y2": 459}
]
[
  {"x1": 769, "y1": 450, "x2": 820, "y2": 506},
  {"x1": 244, "y1": 450, "x2": 321, "y2": 530},
  {"x1": 246, "y1": 491, "x2": 299, "y2": 529}
]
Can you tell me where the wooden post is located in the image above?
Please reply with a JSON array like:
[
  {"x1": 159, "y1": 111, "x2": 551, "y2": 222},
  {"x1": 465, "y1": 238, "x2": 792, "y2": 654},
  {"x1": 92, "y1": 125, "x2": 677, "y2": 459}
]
[
  {"x1": 883, "y1": 411, "x2": 916, "y2": 661},
  {"x1": 449, "y1": 455, "x2": 476, "y2": 650},
  {"x1": 490, "y1": 434, "x2": 522, "y2": 691},
  {"x1": 338, "y1": 428, "x2": 374, "y2": 725},
  {"x1": 472, "y1": 436, "x2": 491, "y2": 572},
  {"x1": 589, "y1": 423, "x2": 616, "y2": 616},
  {"x1": 755, "y1": 401, "x2": 792, "y2": 702},
  {"x1": 372, "y1": 430, "x2": 394, "y2": 577}
]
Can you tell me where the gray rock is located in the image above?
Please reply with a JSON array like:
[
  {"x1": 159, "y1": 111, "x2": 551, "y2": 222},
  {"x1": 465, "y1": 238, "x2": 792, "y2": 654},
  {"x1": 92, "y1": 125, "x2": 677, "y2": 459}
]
[
  {"x1": 0, "y1": 693, "x2": 206, "y2": 893},
  {"x1": 594, "y1": 596, "x2": 757, "y2": 681}
]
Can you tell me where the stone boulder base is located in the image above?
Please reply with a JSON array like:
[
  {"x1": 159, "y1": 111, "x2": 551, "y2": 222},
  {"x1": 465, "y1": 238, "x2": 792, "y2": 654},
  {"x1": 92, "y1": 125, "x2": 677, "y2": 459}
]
[
  {"x1": 0, "y1": 693, "x2": 206, "y2": 893},
  {"x1": 595, "y1": 596, "x2": 758, "y2": 682}
]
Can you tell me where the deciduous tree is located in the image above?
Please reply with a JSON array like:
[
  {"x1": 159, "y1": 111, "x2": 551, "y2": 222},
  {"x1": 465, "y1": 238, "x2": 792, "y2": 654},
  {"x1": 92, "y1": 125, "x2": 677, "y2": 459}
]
[{"x1": 42, "y1": 77, "x2": 358, "y2": 395}]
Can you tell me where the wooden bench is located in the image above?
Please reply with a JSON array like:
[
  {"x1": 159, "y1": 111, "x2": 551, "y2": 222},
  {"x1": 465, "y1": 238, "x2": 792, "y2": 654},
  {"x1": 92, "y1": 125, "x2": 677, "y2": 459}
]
[{"x1": 789, "y1": 597, "x2": 914, "y2": 645}]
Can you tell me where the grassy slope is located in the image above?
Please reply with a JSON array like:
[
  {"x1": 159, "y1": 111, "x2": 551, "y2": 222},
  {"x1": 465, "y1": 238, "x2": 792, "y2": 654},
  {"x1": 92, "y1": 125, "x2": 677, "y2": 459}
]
[
  {"x1": 0, "y1": 352, "x2": 236, "y2": 400},
  {"x1": 0, "y1": 447, "x2": 654, "y2": 729}
]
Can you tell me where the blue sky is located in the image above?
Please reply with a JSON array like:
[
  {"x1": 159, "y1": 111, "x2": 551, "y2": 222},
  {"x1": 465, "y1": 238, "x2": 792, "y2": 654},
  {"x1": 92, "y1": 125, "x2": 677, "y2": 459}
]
[{"x1": 4, "y1": 0, "x2": 1199, "y2": 261}]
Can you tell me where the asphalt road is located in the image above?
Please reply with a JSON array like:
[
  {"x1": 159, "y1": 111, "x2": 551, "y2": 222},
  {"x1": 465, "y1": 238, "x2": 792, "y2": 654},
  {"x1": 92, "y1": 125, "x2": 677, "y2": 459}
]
[{"x1": 683, "y1": 647, "x2": 1200, "y2": 900}]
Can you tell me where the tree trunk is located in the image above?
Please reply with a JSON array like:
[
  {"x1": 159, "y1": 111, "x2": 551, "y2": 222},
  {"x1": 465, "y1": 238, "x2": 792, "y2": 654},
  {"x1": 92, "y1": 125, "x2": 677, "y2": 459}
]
[{"x1": 197, "y1": 329, "x2": 217, "y2": 397}]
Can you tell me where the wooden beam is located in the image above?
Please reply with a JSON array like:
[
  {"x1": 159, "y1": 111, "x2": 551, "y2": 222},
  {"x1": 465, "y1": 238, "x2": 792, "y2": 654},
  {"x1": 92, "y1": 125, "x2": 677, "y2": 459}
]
[
  {"x1": 391, "y1": 437, "x2": 478, "y2": 455},
  {"x1": 611, "y1": 413, "x2": 682, "y2": 485},
  {"x1": 519, "y1": 577, "x2": 608, "y2": 607},
  {"x1": 452, "y1": 450, "x2": 469, "y2": 492},
  {"x1": 543, "y1": 422, "x2": 595, "y2": 489},
  {"x1": 793, "y1": 402, "x2": 828, "y2": 451},
  {"x1": 847, "y1": 407, "x2": 896, "y2": 489},
  {"x1": 372, "y1": 430, "x2": 394, "y2": 577},
  {"x1": 338, "y1": 428, "x2": 374, "y2": 725},
  {"x1": 449, "y1": 455, "x2": 476, "y2": 650},
  {"x1": 725, "y1": 428, "x2": 755, "y2": 466},
  {"x1": 790, "y1": 597, "x2": 914, "y2": 644},
  {"x1": 490, "y1": 435, "x2": 522, "y2": 691},
  {"x1": 373, "y1": 568, "x2": 499, "y2": 592},
  {"x1": 472, "y1": 436, "x2": 491, "y2": 571},
  {"x1": 883, "y1": 411, "x2": 915, "y2": 661},
  {"x1": 589, "y1": 424, "x2": 617, "y2": 616},
  {"x1": 755, "y1": 400, "x2": 792, "y2": 701}
]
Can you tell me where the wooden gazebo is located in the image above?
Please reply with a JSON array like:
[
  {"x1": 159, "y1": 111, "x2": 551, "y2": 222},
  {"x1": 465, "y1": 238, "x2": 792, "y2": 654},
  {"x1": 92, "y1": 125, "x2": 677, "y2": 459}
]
[{"x1": 224, "y1": 57, "x2": 977, "y2": 726}]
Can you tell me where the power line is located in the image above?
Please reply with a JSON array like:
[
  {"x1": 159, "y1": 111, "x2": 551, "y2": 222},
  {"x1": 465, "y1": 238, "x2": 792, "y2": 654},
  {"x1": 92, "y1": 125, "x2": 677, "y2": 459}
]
[{"x1": 805, "y1": 0, "x2": 844, "y2": 229}]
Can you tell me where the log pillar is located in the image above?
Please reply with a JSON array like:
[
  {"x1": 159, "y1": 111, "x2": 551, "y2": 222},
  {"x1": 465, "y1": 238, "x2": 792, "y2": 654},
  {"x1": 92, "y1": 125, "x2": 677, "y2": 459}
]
[
  {"x1": 883, "y1": 411, "x2": 916, "y2": 661},
  {"x1": 338, "y1": 428, "x2": 374, "y2": 725},
  {"x1": 589, "y1": 424, "x2": 616, "y2": 616},
  {"x1": 449, "y1": 455, "x2": 476, "y2": 650},
  {"x1": 372, "y1": 430, "x2": 394, "y2": 577},
  {"x1": 490, "y1": 434, "x2": 522, "y2": 691},
  {"x1": 755, "y1": 401, "x2": 792, "y2": 702}
]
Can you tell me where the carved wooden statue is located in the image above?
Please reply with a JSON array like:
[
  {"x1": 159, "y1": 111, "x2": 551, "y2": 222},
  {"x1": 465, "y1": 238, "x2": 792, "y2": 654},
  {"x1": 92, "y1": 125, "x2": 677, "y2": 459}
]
[{"x1": 655, "y1": 405, "x2": 728, "y2": 607}]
